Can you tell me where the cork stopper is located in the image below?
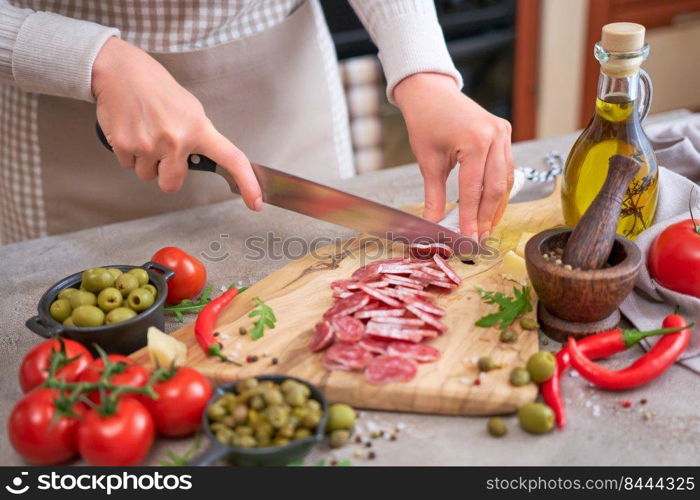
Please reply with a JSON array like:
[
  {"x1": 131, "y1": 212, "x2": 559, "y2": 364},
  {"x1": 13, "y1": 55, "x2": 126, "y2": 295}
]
[
  {"x1": 598, "y1": 22, "x2": 647, "y2": 77},
  {"x1": 601, "y1": 23, "x2": 645, "y2": 53}
]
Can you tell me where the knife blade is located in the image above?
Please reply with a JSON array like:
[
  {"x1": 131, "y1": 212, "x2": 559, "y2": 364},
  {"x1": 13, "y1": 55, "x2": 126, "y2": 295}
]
[{"x1": 95, "y1": 123, "x2": 477, "y2": 256}]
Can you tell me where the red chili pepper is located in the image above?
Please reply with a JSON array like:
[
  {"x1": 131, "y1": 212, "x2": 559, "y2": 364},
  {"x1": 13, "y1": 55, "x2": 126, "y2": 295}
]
[
  {"x1": 540, "y1": 322, "x2": 688, "y2": 429},
  {"x1": 194, "y1": 287, "x2": 239, "y2": 362},
  {"x1": 567, "y1": 314, "x2": 692, "y2": 390}
]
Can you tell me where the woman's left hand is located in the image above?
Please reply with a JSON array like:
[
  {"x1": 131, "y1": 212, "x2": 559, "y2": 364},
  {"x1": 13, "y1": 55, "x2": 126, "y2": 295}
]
[{"x1": 394, "y1": 73, "x2": 514, "y2": 242}]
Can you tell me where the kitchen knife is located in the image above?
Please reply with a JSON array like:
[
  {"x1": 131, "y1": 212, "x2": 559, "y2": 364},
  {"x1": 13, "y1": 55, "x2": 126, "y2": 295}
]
[{"x1": 95, "y1": 124, "x2": 478, "y2": 257}]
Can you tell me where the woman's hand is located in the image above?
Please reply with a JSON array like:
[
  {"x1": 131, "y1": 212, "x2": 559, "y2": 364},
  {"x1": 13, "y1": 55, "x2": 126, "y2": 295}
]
[
  {"x1": 394, "y1": 73, "x2": 514, "y2": 242},
  {"x1": 91, "y1": 38, "x2": 262, "y2": 210}
]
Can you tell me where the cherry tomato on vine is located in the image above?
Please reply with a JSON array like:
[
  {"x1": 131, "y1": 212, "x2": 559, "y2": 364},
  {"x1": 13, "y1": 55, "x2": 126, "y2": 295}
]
[
  {"x1": 141, "y1": 367, "x2": 212, "y2": 437},
  {"x1": 19, "y1": 338, "x2": 92, "y2": 393},
  {"x1": 648, "y1": 218, "x2": 700, "y2": 298},
  {"x1": 77, "y1": 397, "x2": 154, "y2": 466},
  {"x1": 151, "y1": 247, "x2": 207, "y2": 304},
  {"x1": 8, "y1": 388, "x2": 86, "y2": 465},
  {"x1": 78, "y1": 354, "x2": 150, "y2": 403}
]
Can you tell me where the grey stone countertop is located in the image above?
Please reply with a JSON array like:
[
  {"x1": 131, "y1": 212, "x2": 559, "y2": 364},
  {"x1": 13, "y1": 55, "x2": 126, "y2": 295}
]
[{"x1": 1, "y1": 110, "x2": 698, "y2": 466}]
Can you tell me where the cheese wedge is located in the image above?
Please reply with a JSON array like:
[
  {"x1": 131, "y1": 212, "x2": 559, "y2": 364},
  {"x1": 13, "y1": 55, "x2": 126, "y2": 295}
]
[
  {"x1": 515, "y1": 231, "x2": 535, "y2": 258},
  {"x1": 147, "y1": 326, "x2": 187, "y2": 368},
  {"x1": 499, "y1": 250, "x2": 529, "y2": 285}
]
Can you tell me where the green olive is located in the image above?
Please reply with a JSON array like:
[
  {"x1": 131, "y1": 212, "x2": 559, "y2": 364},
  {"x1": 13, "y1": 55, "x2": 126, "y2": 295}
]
[
  {"x1": 72, "y1": 305, "x2": 105, "y2": 327},
  {"x1": 115, "y1": 273, "x2": 139, "y2": 298},
  {"x1": 62, "y1": 316, "x2": 75, "y2": 328},
  {"x1": 49, "y1": 299, "x2": 72, "y2": 322},
  {"x1": 68, "y1": 290, "x2": 97, "y2": 308},
  {"x1": 301, "y1": 412, "x2": 321, "y2": 430},
  {"x1": 500, "y1": 329, "x2": 518, "y2": 343},
  {"x1": 330, "y1": 429, "x2": 351, "y2": 448},
  {"x1": 519, "y1": 317, "x2": 540, "y2": 331},
  {"x1": 294, "y1": 428, "x2": 312, "y2": 440},
  {"x1": 266, "y1": 405, "x2": 289, "y2": 429},
  {"x1": 97, "y1": 287, "x2": 123, "y2": 312},
  {"x1": 208, "y1": 404, "x2": 227, "y2": 421},
  {"x1": 126, "y1": 288, "x2": 155, "y2": 312},
  {"x1": 81, "y1": 267, "x2": 115, "y2": 293},
  {"x1": 262, "y1": 388, "x2": 284, "y2": 406},
  {"x1": 105, "y1": 307, "x2": 137, "y2": 324},
  {"x1": 236, "y1": 378, "x2": 259, "y2": 393},
  {"x1": 518, "y1": 403, "x2": 554, "y2": 434},
  {"x1": 142, "y1": 284, "x2": 157, "y2": 299},
  {"x1": 271, "y1": 436, "x2": 289, "y2": 447},
  {"x1": 477, "y1": 356, "x2": 500, "y2": 372},
  {"x1": 107, "y1": 268, "x2": 123, "y2": 281},
  {"x1": 526, "y1": 351, "x2": 556, "y2": 383},
  {"x1": 509, "y1": 367, "x2": 531, "y2": 387},
  {"x1": 127, "y1": 268, "x2": 149, "y2": 286},
  {"x1": 284, "y1": 386, "x2": 307, "y2": 407},
  {"x1": 327, "y1": 403, "x2": 356, "y2": 432},
  {"x1": 232, "y1": 404, "x2": 248, "y2": 424},
  {"x1": 57, "y1": 287, "x2": 79, "y2": 300},
  {"x1": 306, "y1": 399, "x2": 322, "y2": 413},
  {"x1": 487, "y1": 416, "x2": 508, "y2": 437}
]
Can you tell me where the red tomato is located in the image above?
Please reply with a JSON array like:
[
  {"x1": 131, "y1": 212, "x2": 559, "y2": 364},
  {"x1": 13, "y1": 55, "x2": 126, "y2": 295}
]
[
  {"x1": 648, "y1": 219, "x2": 700, "y2": 298},
  {"x1": 77, "y1": 397, "x2": 154, "y2": 466},
  {"x1": 8, "y1": 388, "x2": 86, "y2": 465},
  {"x1": 141, "y1": 367, "x2": 212, "y2": 437},
  {"x1": 78, "y1": 355, "x2": 150, "y2": 403},
  {"x1": 151, "y1": 246, "x2": 207, "y2": 304},
  {"x1": 19, "y1": 338, "x2": 92, "y2": 393}
]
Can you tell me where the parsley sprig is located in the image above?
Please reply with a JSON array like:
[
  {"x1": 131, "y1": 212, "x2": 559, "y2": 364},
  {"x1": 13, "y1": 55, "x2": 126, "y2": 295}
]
[
  {"x1": 164, "y1": 284, "x2": 248, "y2": 322},
  {"x1": 475, "y1": 285, "x2": 533, "y2": 330},
  {"x1": 248, "y1": 296, "x2": 277, "y2": 340}
]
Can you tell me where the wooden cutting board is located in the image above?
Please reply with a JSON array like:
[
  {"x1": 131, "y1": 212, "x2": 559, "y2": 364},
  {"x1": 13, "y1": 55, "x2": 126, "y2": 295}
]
[{"x1": 133, "y1": 183, "x2": 564, "y2": 416}]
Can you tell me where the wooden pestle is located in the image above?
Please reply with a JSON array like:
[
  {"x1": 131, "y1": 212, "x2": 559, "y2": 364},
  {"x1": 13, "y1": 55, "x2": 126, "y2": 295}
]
[{"x1": 563, "y1": 154, "x2": 640, "y2": 270}]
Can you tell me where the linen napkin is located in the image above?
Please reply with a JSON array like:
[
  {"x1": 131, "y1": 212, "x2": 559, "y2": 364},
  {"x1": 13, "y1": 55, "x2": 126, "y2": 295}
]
[{"x1": 620, "y1": 114, "x2": 700, "y2": 373}]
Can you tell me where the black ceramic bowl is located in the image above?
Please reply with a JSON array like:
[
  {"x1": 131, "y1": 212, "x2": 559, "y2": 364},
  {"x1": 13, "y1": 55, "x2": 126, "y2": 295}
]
[
  {"x1": 26, "y1": 262, "x2": 174, "y2": 355},
  {"x1": 190, "y1": 375, "x2": 329, "y2": 466}
]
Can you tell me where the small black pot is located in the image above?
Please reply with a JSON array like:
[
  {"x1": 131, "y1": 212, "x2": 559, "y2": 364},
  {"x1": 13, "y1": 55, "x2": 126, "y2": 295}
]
[
  {"x1": 190, "y1": 375, "x2": 328, "y2": 466},
  {"x1": 26, "y1": 262, "x2": 174, "y2": 355}
]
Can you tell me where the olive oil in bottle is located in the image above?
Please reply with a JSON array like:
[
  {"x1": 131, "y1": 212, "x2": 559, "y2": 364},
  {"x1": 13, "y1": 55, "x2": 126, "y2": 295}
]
[{"x1": 562, "y1": 23, "x2": 658, "y2": 239}]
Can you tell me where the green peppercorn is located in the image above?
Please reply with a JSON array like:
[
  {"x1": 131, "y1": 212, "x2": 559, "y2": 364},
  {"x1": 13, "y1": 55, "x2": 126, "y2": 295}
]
[
  {"x1": 477, "y1": 356, "x2": 500, "y2": 372},
  {"x1": 487, "y1": 417, "x2": 507, "y2": 437},
  {"x1": 519, "y1": 317, "x2": 540, "y2": 331},
  {"x1": 509, "y1": 367, "x2": 531, "y2": 387}
]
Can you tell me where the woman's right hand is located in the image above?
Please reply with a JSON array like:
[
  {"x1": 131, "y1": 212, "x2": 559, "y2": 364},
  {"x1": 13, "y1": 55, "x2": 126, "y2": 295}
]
[{"x1": 91, "y1": 37, "x2": 262, "y2": 211}]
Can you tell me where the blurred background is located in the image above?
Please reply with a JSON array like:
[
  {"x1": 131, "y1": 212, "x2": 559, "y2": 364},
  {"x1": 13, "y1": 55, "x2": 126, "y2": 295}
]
[{"x1": 321, "y1": 0, "x2": 700, "y2": 173}]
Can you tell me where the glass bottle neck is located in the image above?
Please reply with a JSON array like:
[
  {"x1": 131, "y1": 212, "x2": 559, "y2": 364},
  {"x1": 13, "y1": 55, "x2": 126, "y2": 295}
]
[{"x1": 597, "y1": 71, "x2": 639, "y2": 103}]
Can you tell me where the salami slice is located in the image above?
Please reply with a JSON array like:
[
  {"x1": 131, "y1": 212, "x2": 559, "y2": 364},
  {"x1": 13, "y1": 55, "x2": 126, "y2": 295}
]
[
  {"x1": 408, "y1": 242, "x2": 453, "y2": 260},
  {"x1": 323, "y1": 291, "x2": 370, "y2": 320},
  {"x1": 384, "y1": 276, "x2": 424, "y2": 289},
  {"x1": 332, "y1": 316, "x2": 365, "y2": 344},
  {"x1": 365, "y1": 322, "x2": 424, "y2": 343},
  {"x1": 358, "y1": 283, "x2": 402, "y2": 307},
  {"x1": 433, "y1": 254, "x2": 462, "y2": 285},
  {"x1": 387, "y1": 342, "x2": 441, "y2": 363},
  {"x1": 365, "y1": 355, "x2": 417, "y2": 384},
  {"x1": 428, "y1": 280, "x2": 458, "y2": 289},
  {"x1": 358, "y1": 338, "x2": 389, "y2": 355},
  {"x1": 377, "y1": 264, "x2": 416, "y2": 275},
  {"x1": 417, "y1": 266, "x2": 448, "y2": 280},
  {"x1": 332, "y1": 290, "x2": 354, "y2": 299},
  {"x1": 354, "y1": 308, "x2": 406, "y2": 319},
  {"x1": 331, "y1": 279, "x2": 360, "y2": 291},
  {"x1": 324, "y1": 344, "x2": 373, "y2": 371},
  {"x1": 405, "y1": 304, "x2": 447, "y2": 331},
  {"x1": 401, "y1": 296, "x2": 445, "y2": 316},
  {"x1": 309, "y1": 321, "x2": 335, "y2": 352},
  {"x1": 351, "y1": 262, "x2": 382, "y2": 282},
  {"x1": 365, "y1": 280, "x2": 390, "y2": 288},
  {"x1": 395, "y1": 288, "x2": 438, "y2": 301},
  {"x1": 372, "y1": 316, "x2": 425, "y2": 326}
]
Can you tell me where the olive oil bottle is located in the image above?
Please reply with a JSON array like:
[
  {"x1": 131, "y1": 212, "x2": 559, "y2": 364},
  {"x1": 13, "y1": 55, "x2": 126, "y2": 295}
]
[{"x1": 562, "y1": 23, "x2": 658, "y2": 239}]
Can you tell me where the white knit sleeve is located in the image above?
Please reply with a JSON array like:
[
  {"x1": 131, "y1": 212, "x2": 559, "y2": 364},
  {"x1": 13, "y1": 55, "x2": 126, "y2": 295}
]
[
  {"x1": 0, "y1": 0, "x2": 119, "y2": 102},
  {"x1": 348, "y1": 0, "x2": 463, "y2": 104}
]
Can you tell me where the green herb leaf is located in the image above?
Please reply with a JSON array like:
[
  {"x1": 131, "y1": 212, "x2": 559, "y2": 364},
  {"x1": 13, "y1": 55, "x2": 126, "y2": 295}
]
[
  {"x1": 475, "y1": 285, "x2": 532, "y2": 330},
  {"x1": 159, "y1": 434, "x2": 202, "y2": 466},
  {"x1": 248, "y1": 296, "x2": 276, "y2": 341}
]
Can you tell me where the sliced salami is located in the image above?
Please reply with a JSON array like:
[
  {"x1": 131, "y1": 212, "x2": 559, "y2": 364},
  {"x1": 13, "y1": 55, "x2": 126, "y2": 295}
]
[
  {"x1": 332, "y1": 316, "x2": 365, "y2": 344},
  {"x1": 358, "y1": 338, "x2": 390, "y2": 355},
  {"x1": 332, "y1": 290, "x2": 354, "y2": 299},
  {"x1": 372, "y1": 316, "x2": 425, "y2": 326},
  {"x1": 427, "y1": 280, "x2": 458, "y2": 289},
  {"x1": 354, "y1": 308, "x2": 406, "y2": 319},
  {"x1": 405, "y1": 304, "x2": 447, "y2": 331},
  {"x1": 365, "y1": 323, "x2": 424, "y2": 343},
  {"x1": 324, "y1": 344, "x2": 373, "y2": 371},
  {"x1": 416, "y1": 266, "x2": 448, "y2": 280},
  {"x1": 384, "y1": 276, "x2": 424, "y2": 289},
  {"x1": 401, "y1": 296, "x2": 445, "y2": 316},
  {"x1": 351, "y1": 262, "x2": 382, "y2": 282},
  {"x1": 365, "y1": 280, "x2": 390, "y2": 288},
  {"x1": 331, "y1": 279, "x2": 360, "y2": 291},
  {"x1": 387, "y1": 342, "x2": 441, "y2": 363},
  {"x1": 377, "y1": 264, "x2": 415, "y2": 275},
  {"x1": 309, "y1": 321, "x2": 335, "y2": 352},
  {"x1": 358, "y1": 283, "x2": 402, "y2": 307},
  {"x1": 323, "y1": 291, "x2": 370, "y2": 320},
  {"x1": 433, "y1": 254, "x2": 462, "y2": 285},
  {"x1": 365, "y1": 355, "x2": 417, "y2": 384}
]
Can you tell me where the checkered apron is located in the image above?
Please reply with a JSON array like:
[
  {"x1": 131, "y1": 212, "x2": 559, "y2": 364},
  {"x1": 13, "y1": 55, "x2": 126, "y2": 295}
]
[{"x1": 0, "y1": 0, "x2": 352, "y2": 243}]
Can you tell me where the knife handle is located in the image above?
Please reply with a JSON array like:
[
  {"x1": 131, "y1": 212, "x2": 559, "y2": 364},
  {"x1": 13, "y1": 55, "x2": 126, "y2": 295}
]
[{"x1": 95, "y1": 122, "x2": 217, "y2": 173}]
